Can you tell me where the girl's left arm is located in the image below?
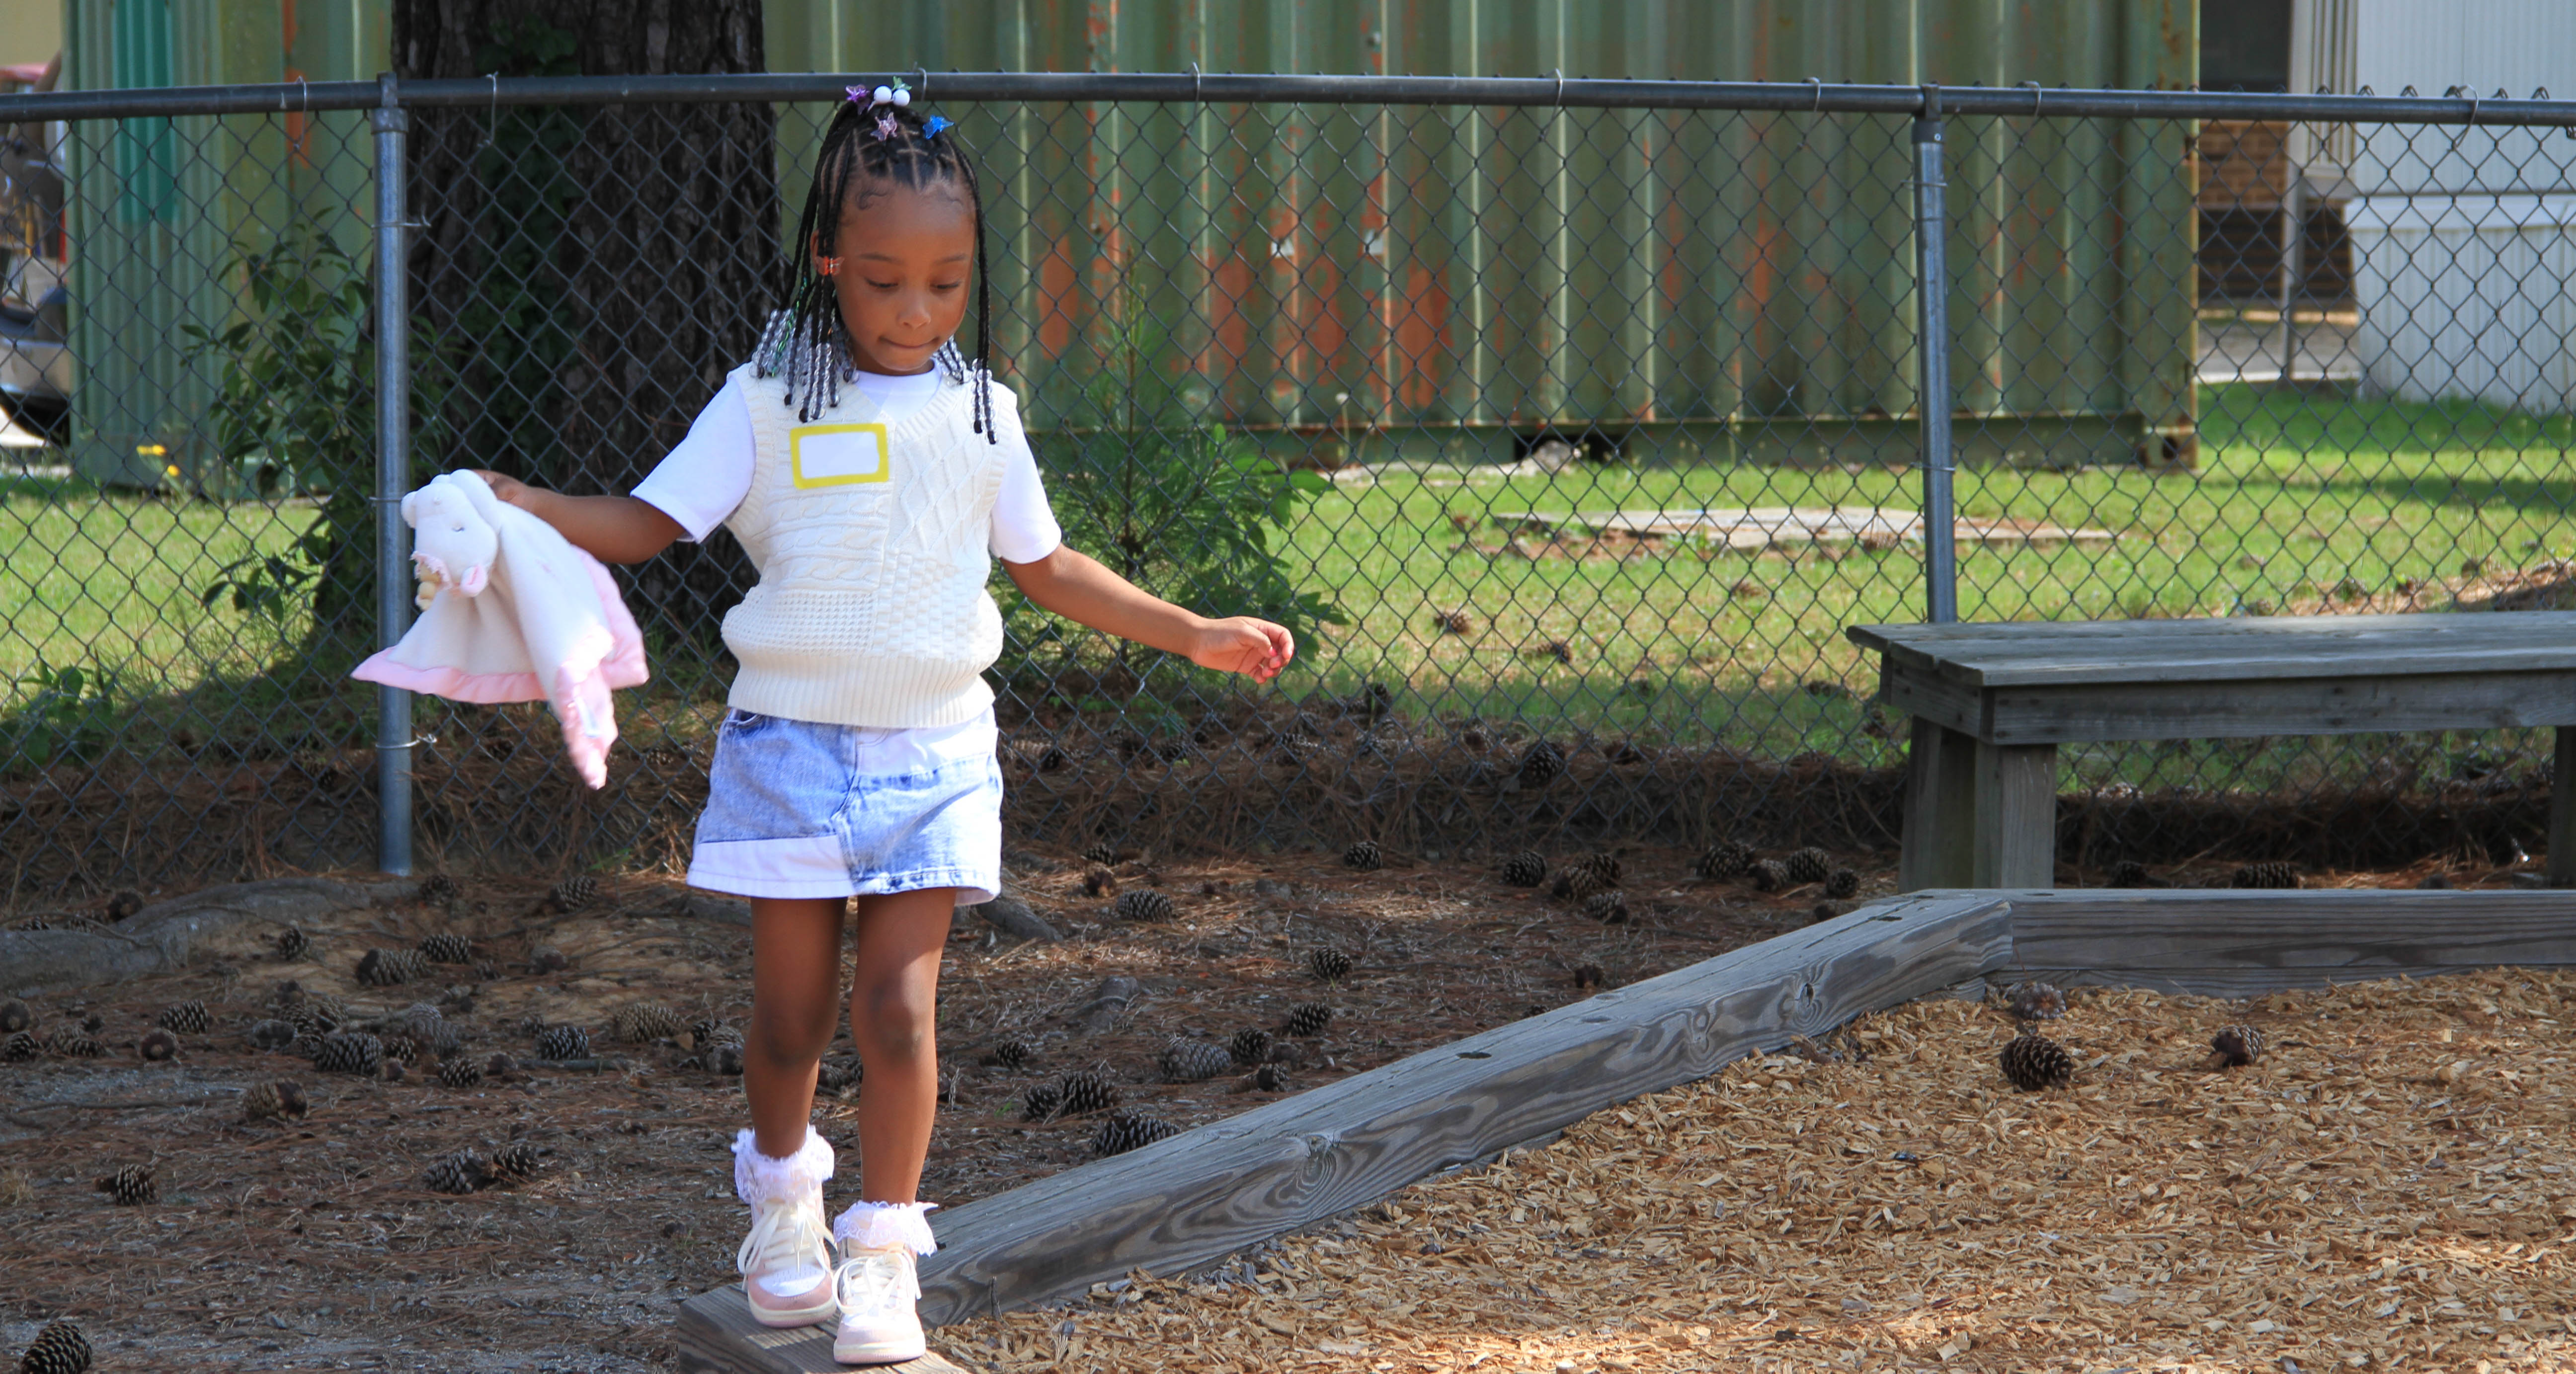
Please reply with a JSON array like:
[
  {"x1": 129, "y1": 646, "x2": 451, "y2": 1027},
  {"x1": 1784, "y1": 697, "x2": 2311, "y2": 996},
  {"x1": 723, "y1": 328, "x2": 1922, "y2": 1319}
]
[{"x1": 1003, "y1": 546, "x2": 1293, "y2": 682}]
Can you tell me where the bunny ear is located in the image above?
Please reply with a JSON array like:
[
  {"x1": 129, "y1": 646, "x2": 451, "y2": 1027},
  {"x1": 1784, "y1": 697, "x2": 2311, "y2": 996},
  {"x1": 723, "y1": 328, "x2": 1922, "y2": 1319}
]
[{"x1": 400, "y1": 489, "x2": 423, "y2": 526}]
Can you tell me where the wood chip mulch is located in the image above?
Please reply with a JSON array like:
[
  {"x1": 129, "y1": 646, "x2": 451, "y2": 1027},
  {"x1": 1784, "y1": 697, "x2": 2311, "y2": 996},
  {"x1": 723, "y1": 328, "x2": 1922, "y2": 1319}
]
[{"x1": 940, "y1": 968, "x2": 2576, "y2": 1373}]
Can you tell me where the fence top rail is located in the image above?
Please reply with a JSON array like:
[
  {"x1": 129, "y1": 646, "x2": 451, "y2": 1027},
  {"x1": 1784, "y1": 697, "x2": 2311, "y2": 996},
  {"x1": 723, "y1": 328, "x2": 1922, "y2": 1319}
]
[{"x1": 7, "y1": 70, "x2": 2576, "y2": 127}]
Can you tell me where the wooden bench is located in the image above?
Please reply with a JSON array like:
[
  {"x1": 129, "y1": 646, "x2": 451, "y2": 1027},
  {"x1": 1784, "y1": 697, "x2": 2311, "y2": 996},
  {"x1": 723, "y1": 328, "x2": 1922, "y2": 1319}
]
[{"x1": 1846, "y1": 612, "x2": 2576, "y2": 890}]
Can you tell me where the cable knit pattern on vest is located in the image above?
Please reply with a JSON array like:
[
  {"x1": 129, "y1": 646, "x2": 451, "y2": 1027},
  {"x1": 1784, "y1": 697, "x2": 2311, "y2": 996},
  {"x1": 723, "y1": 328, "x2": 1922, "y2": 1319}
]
[{"x1": 722, "y1": 362, "x2": 1009, "y2": 728}]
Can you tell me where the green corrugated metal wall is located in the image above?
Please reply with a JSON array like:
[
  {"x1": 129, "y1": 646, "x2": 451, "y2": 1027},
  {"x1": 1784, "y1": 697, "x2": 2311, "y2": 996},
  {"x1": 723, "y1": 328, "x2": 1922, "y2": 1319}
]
[
  {"x1": 60, "y1": 0, "x2": 382, "y2": 485},
  {"x1": 57, "y1": 0, "x2": 2198, "y2": 475},
  {"x1": 767, "y1": 0, "x2": 2199, "y2": 464}
]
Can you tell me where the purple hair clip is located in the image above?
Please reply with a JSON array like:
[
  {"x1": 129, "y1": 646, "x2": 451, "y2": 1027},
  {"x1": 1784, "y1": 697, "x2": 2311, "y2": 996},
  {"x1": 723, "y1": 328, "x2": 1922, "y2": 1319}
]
[{"x1": 875, "y1": 112, "x2": 901, "y2": 140}]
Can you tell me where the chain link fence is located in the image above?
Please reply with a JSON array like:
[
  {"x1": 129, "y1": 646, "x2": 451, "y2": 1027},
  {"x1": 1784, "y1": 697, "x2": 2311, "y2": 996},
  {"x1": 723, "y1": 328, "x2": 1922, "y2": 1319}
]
[{"x1": 4, "y1": 75, "x2": 2574, "y2": 902}]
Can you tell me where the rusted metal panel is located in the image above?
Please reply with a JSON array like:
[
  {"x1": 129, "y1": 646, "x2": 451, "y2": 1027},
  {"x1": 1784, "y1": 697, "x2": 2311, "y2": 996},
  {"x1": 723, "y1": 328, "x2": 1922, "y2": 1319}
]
[{"x1": 774, "y1": 0, "x2": 2199, "y2": 458}]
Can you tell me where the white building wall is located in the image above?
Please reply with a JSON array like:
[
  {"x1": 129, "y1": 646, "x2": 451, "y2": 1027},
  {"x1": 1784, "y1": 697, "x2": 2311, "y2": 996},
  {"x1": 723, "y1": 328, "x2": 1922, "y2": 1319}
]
[{"x1": 2325, "y1": 0, "x2": 2576, "y2": 408}]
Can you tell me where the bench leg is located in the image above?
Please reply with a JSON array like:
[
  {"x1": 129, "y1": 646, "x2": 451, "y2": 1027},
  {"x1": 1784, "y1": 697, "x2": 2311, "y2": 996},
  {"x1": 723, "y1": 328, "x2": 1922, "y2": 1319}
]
[
  {"x1": 1899, "y1": 718, "x2": 1978, "y2": 891},
  {"x1": 1972, "y1": 740, "x2": 2058, "y2": 889},
  {"x1": 2552, "y1": 726, "x2": 2576, "y2": 887}
]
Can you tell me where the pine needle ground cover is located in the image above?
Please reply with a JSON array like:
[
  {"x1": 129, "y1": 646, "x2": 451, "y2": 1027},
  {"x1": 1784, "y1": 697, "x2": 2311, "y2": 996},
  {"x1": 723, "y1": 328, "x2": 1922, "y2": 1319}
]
[
  {"x1": 943, "y1": 970, "x2": 2576, "y2": 1374},
  {"x1": 0, "y1": 846, "x2": 1801, "y2": 1369}
]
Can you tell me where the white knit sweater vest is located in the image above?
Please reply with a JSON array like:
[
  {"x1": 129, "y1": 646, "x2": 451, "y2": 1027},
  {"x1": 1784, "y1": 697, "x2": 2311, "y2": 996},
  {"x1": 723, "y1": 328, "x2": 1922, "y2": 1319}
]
[{"x1": 719, "y1": 362, "x2": 1009, "y2": 728}]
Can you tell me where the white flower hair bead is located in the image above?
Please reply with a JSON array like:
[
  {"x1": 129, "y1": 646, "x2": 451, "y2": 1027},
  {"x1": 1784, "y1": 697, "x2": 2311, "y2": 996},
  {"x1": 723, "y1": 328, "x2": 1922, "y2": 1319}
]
[
  {"x1": 891, "y1": 87, "x2": 911, "y2": 107},
  {"x1": 873, "y1": 84, "x2": 894, "y2": 105}
]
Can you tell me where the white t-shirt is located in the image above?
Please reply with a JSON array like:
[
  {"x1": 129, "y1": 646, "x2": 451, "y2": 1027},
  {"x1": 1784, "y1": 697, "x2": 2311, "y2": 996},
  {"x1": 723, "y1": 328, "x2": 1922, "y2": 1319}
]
[{"x1": 632, "y1": 368, "x2": 1064, "y2": 563}]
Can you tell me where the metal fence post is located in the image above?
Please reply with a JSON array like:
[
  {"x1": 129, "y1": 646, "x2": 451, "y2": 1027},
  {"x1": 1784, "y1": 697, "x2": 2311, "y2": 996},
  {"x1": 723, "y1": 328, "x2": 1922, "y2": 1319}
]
[
  {"x1": 371, "y1": 73, "x2": 414, "y2": 876},
  {"x1": 1912, "y1": 84, "x2": 1958, "y2": 625}
]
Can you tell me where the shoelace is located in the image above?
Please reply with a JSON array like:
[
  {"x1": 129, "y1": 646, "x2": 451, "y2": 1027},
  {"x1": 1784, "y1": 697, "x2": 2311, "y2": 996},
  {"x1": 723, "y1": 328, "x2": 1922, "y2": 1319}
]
[
  {"x1": 737, "y1": 1197, "x2": 833, "y2": 1284},
  {"x1": 834, "y1": 1245, "x2": 920, "y2": 1314}
]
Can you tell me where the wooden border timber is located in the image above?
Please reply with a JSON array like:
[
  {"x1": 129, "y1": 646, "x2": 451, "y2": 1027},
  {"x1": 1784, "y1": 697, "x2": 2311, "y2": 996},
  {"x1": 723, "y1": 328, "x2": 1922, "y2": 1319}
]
[
  {"x1": 675, "y1": 886, "x2": 2576, "y2": 1368},
  {"x1": 1981, "y1": 887, "x2": 2576, "y2": 997}
]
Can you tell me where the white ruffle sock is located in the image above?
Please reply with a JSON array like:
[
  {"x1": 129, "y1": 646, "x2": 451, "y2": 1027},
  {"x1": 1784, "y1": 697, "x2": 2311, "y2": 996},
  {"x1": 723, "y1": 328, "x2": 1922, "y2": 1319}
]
[
  {"x1": 733, "y1": 1128, "x2": 837, "y2": 1297},
  {"x1": 833, "y1": 1200, "x2": 940, "y2": 1257}
]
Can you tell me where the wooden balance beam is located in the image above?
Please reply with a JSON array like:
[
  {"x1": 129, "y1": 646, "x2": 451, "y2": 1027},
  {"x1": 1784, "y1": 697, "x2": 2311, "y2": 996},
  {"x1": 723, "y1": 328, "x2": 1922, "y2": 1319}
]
[{"x1": 676, "y1": 886, "x2": 2576, "y2": 1370}]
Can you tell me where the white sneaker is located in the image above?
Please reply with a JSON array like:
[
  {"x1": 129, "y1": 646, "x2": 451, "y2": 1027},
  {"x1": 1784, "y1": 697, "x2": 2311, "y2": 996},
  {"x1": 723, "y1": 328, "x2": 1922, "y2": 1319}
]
[
  {"x1": 739, "y1": 1194, "x2": 839, "y2": 1327},
  {"x1": 831, "y1": 1244, "x2": 926, "y2": 1364},
  {"x1": 732, "y1": 1129, "x2": 838, "y2": 1329}
]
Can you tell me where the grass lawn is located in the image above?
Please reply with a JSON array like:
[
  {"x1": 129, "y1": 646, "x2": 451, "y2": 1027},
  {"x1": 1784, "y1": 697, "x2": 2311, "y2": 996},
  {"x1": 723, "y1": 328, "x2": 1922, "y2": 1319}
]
[{"x1": 5, "y1": 383, "x2": 2571, "y2": 787}]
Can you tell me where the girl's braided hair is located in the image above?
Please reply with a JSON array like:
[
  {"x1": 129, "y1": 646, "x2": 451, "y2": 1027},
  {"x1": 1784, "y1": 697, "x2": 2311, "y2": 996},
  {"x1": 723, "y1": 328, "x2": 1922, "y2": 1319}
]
[{"x1": 753, "y1": 85, "x2": 995, "y2": 437}]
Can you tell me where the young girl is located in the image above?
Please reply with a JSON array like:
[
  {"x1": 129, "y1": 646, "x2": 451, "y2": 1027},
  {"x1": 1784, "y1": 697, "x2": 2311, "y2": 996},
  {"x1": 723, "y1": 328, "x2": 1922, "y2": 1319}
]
[{"x1": 478, "y1": 85, "x2": 1293, "y2": 1365}]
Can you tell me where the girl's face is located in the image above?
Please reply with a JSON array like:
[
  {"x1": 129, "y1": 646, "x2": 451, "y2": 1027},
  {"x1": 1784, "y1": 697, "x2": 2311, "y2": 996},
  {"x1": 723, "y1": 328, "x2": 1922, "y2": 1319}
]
[{"x1": 814, "y1": 179, "x2": 974, "y2": 376}]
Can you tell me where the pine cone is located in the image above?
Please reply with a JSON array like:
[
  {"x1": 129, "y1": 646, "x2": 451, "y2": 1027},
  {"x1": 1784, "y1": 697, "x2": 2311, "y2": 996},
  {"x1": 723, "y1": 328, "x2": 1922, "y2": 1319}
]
[
  {"x1": 2006, "y1": 981, "x2": 2068, "y2": 1023},
  {"x1": 2, "y1": 1031, "x2": 37, "y2": 1062},
  {"x1": 437, "y1": 1057, "x2": 485, "y2": 1088},
  {"x1": 1021, "y1": 1083, "x2": 1063, "y2": 1122},
  {"x1": 1341, "y1": 840, "x2": 1384, "y2": 872},
  {"x1": 1581, "y1": 889, "x2": 1630, "y2": 923},
  {"x1": 1081, "y1": 840, "x2": 1119, "y2": 865},
  {"x1": 356, "y1": 947, "x2": 424, "y2": 987},
  {"x1": 534, "y1": 1025, "x2": 591, "y2": 1061},
  {"x1": 382, "y1": 1059, "x2": 408, "y2": 1084},
  {"x1": 2230, "y1": 861, "x2": 2300, "y2": 889},
  {"x1": 379, "y1": 1033, "x2": 420, "y2": 1064},
  {"x1": 982, "y1": 1039, "x2": 1030, "y2": 1070},
  {"x1": 246, "y1": 1019, "x2": 297, "y2": 1051},
  {"x1": 104, "y1": 888, "x2": 145, "y2": 922},
  {"x1": 1308, "y1": 947, "x2": 1353, "y2": 982},
  {"x1": 2108, "y1": 859, "x2": 2153, "y2": 889},
  {"x1": 1282, "y1": 1002, "x2": 1334, "y2": 1037},
  {"x1": 817, "y1": 1055, "x2": 864, "y2": 1093},
  {"x1": 1056, "y1": 1070, "x2": 1119, "y2": 1116},
  {"x1": 483, "y1": 1051, "x2": 518, "y2": 1080},
  {"x1": 44, "y1": 1028, "x2": 101, "y2": 1059},
  {"x1": 1500, "y1": 851, "x2": 1547, "y2": 888},
  {"x1": 240, "y1": 1079, "x2": 309, "y2": 1123},
  {"x1": 1091, "y1": 1111, "x2": 1182, "y2": 1158},
  {"x1": 1157, "y1": 1037, "x2": 1233, "y2": 1084},
  {"x1": 1249, "y1": 1062, "x2": 1292, "y2": 1092},
  {"x1": 1748, "y1": 858, "x2": 1791, "y2": 892},
  {"x1": 95, "y1": 1163, "x2": 156, "y2": 1206},
  {"x1": 274, "y1": 924, "x2": 312, "y2": 960},
  {"x1": 152, "y1": 1000, "x2": 208, "y2": 1035},
  {"x1": 314, "y1": 1033, "x2": 383, "y2": 1075},
  {"x1": 2209, "y1": 1024, "x2": 2265, "y2": 1068},
  {"x1": 1228, "y1": 1027, "x2": 1275, "y2": 1067},
  {"x1": 529, "y1": 945, "x2": 570, "y2": 974},
  {"x1": 1785, "y1": 847, "x2": 1832, "y2": 885},
  {"x1": 489, "y1": 1141, "x2": 544, "y2": 1184},
  {"x1": 1823, "y1": 868, "x2": 1860, "y2": 900},
  {"x1": 1079, "y1": 864, "x2": 1118, "y2": 898},
  {"x1": 1999, "y1": 1033, "x2": 2075, "y2": 1091},
  {"x1": 548, "y1": 874, "x2": 600, "y2": 911},
  {"x1": 1550, "y1": 867, "x2": 1603, "y2": 902},
  {"x1": 1692, "y1": 839, "x2": 1754, "y2": 880},
  {"x1": 609, "y1": 1002, "x2": 682, "y2": 1044},
  {"x1": 0, "y1": 997, "x2": 28, "y2": 1033},
  {"x1": 417, "y1": 873, "x2": 461, "y2": 905},
  {"x1": 1577, "y1": 852, "x2": 1622, "y2": 888},
  {"x1": 1516, "y1": 740, "x2": 1566, "y2": 788},
  {"x1": 421, "y1": 1150, "x2": 489, "y2": 1195},
  {"x1": 710, "y1": 1042, "x2": 745, "y2": 1075},
  {"x1": 1113, "y1": 889, "x2": 1176, "y2": 923},
  {"x1": 417, "y1": 932, "x2": 474, "y2": 965},
  {"x1": 138, "y1": 1028, "x2": 179, "y2": 1062},
  {"x1": 284, "y1": 1033, "x2": 326, "y2": 1061},
  {"x1": 393, "y1": 1005, "x2": 462, "y2": 1059},
  {"x1": 1429, "y1": 607, "x2": 1475, "y2": 636},
  {"x1": 17, "y1": 1318, "x2": 91, "y2": 1374}
]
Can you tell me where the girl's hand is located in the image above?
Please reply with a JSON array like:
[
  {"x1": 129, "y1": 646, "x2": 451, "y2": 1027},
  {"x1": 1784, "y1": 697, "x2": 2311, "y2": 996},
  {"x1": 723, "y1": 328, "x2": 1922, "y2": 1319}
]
[
  {"x1": 469, "y1": 469, "x2": 532, "y2": 509},
  {"x1": 1189, "y1": 617, "x2": 1294, "y2": 682}
]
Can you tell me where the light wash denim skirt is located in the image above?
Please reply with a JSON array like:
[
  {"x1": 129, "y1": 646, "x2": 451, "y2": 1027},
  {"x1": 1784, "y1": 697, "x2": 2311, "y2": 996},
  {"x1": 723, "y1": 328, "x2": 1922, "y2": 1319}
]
[{"x1": 685, "y1": 708, "x2": 1004, "y2": 905}]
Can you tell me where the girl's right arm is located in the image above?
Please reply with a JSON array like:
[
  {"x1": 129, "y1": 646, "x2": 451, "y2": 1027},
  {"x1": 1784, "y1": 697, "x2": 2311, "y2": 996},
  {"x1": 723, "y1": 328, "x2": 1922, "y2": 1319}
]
[{"x1": 473, "y1": 470, "x2": 684, "y2": 566}]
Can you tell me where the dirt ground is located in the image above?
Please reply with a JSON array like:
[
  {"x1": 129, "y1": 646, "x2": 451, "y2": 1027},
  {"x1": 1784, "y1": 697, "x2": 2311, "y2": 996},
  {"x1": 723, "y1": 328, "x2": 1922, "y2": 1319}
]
[
  {"x1": 0, "y1": 845, "x2": 2554, "y2": 1371},
  {"x1": 944, "y1": 967, "x2": 2576, "y2": 1373}
]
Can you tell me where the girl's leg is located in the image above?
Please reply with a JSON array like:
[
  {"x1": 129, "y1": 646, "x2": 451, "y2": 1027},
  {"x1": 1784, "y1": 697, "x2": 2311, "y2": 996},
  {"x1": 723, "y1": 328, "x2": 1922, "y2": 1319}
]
[
  {"x1": 745, "y1": 896, "x2": 849, "y2": 1157},
  {"x1": 842, "y1": 886, "x2": 956, "y2": 1201}
]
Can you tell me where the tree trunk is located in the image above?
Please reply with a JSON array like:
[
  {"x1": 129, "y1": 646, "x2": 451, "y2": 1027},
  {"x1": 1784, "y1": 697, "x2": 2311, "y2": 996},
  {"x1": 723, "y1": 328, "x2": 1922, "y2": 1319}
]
[{"x1": 393, "y1": 1, "x2": 776, "y2": 670}]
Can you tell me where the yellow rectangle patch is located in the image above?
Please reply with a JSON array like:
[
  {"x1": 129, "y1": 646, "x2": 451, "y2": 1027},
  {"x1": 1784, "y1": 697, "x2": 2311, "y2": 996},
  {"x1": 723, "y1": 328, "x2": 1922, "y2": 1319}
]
[{"x1": 790, "y1": 423, "x2": 891, "y2": 488}]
